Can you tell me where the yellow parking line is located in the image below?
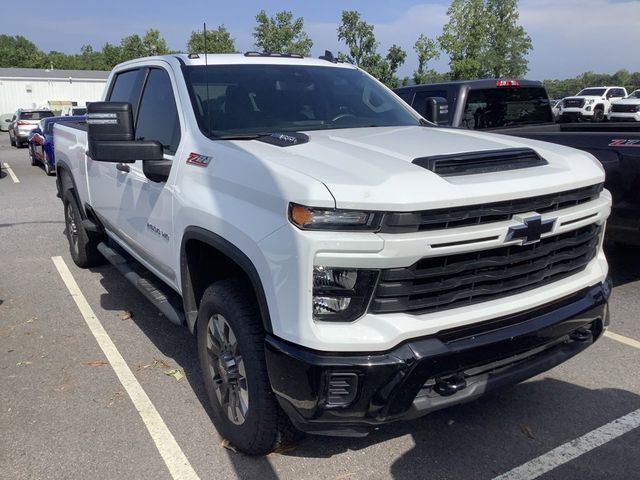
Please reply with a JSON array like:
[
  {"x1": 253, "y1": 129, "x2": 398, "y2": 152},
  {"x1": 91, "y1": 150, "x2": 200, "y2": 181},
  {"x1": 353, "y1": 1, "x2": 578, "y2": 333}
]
[{"x1": 604, "y1": 331, "x2": 640, "y2": 350}]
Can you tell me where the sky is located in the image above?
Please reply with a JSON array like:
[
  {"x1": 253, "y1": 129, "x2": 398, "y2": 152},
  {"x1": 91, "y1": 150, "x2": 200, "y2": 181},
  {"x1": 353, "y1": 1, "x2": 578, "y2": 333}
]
[{"x1": 1, "y1": 0, "x2": 639, "y2": 80}]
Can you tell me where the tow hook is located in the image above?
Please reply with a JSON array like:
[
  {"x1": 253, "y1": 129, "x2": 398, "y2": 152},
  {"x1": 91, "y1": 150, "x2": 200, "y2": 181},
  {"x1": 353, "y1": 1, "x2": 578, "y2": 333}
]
[
  {"x1": 434, "y1": 375, "x2": 467, "y2": 397},
  {"x1": 569, "y1": 327, "x2": 593, "y2": 342}
]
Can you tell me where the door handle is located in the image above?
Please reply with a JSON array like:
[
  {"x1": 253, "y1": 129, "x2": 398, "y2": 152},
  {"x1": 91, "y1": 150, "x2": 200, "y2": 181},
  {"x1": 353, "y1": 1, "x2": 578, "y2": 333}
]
[{"x1": 116, "y1": 163, "x2": 130, "y2": 173}]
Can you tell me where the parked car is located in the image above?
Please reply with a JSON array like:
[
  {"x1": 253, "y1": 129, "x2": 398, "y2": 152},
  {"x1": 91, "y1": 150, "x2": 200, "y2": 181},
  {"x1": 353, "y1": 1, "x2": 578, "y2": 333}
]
[
  {"x1": 559, "y1": 86, "x2": 627, "y2": 122},
  {"x1": 60, "y1": 106, "x2": 87, "y2": 116},
  {"x1": 28, "y1": 116, "x2": 85, "y2": 175},
  {"x1": 0, "y1": 113, "x2": 12, "y2": 132},
  {"x1": 55, "y1": 54, "x2": 611, "y2": 455},
  {"x1": 609, "y1": 89, "x2": 640, "y2": 122},
  {"x1": 8, "y1": 109, "x2": 54, "y2": 147}
]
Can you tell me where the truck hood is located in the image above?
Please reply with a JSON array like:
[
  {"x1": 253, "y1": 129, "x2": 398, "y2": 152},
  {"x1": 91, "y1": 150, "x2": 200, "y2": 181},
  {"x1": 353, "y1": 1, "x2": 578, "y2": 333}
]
[{"x1": 228, "y1": 126, "x2": 604, "y2": 211}]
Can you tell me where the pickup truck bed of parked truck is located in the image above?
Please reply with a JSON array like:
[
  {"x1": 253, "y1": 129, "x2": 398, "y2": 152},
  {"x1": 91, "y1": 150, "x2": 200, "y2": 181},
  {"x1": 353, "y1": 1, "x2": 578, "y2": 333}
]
[
  {"x1": 394, "y1": 79, "x2": 640, "y2": 245},
  {"x1": 55, "y1": 54, "x2": 611, "y2": 455}
]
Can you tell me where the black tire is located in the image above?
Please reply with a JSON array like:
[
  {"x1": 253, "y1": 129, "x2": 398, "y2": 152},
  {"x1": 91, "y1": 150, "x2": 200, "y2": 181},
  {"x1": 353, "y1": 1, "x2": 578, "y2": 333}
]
[
  {"x1": 43, "y1": 153, "x2": 53, "y2": 176},
  {"x1": 196, "y1": 279, "x2": 302, "y2": 455},
  {"x1": 10, "y1": 132, "x2": 16, "y2": 147},
  {"x1": 63, "y1": 190, "x2": 104, "y2": 267},
  {"x1": 29, "y1": 147, "x2": 37, "y2": 166},
  {"x1": 592, "y1": 107, "x2": 604, "y2": 122}
]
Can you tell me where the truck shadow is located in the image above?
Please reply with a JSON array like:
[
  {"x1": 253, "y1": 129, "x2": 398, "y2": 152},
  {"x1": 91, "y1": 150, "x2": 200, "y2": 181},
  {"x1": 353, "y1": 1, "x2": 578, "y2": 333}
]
[
  {"x1": 288, "y1": 379, "x2": 640, "y2": 480},
  {"x1": 91, "y1": 262, "x2": 282, "y2": 480},
  {"x1": 604, "y1": 243, "x2": 640, "y2": 287},
  {"x1": 89, "y1": 251, "x2": 639, "y2": 480}
]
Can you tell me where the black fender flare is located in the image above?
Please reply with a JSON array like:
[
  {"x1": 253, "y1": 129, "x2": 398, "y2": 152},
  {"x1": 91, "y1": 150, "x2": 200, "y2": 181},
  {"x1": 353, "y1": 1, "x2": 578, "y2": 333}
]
[{"x1": 180, "y1": 226, "x2": 273, "y2": 334}]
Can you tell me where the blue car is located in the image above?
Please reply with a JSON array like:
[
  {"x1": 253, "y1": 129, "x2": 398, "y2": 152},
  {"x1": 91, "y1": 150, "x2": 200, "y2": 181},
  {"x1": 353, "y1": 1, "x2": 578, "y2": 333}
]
[{"x1": 28, "y1": 116, "x2": 85, "y2": 175}]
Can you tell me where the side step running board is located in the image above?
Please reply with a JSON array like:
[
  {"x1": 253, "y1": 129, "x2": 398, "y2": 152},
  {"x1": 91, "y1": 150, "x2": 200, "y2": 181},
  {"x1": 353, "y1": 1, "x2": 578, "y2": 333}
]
[{"x1": 97, "y1": 242, "x2": 185, "y2": 326}]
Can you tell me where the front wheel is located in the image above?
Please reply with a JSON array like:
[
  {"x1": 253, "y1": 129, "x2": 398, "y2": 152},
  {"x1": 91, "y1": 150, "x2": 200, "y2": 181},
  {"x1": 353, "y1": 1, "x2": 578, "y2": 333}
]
[
  {"x1": 63, "y1": 190, "x2": 104, "y2": 267},
  {"x1": 592, "y1": 108, "x2": 604, "y2": 122},
  {"x1": 196, "y1": 279, "x2": 301, "y2": 455},
  {"x1": 29, "y1": 147, "x2": 36, "y2": 166}
]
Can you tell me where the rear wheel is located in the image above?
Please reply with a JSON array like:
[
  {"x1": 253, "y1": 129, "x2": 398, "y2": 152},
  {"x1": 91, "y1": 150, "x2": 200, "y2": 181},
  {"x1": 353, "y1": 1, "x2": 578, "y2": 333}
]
[
  {"x1": 196, "y1": 279, "x2": 302, "y2": 455},
  {"x1": 43, "y1": 153, "x2": 53, "y2": 176},
  {"x1": 10, "y1": 132, "x2": 15, "y2": 147},
  {"x1": 63, "y1": 190, "x2": 104, "y2": 267}
]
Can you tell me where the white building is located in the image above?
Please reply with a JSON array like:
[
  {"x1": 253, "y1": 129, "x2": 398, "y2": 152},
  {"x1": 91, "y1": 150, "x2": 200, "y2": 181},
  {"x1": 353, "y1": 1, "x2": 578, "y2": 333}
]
[{"x1": 0, "y1": 68, "x2": 109, "y2": 115}]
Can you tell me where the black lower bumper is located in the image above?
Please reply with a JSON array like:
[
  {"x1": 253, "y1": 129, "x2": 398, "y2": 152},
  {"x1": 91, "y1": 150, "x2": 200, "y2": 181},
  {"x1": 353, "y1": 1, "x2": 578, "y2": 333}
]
[{"x1": 265, "y1": 280, "x2": 611, "y2": 436}]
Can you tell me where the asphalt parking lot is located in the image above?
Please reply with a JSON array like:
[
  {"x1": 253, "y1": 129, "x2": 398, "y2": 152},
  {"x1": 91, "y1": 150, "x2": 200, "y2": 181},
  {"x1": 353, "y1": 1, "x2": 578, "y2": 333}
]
[{"x1": 1, "y1": 131, "x2": 639, "y2": 480}]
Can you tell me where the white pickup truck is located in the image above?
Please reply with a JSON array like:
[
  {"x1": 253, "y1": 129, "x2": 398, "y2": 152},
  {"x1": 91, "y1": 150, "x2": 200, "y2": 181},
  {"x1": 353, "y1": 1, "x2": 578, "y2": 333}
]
[
  {"x1": 54, "y1": 53, "x2": 612, "y2": 455},
  {"x1": 560, "y1": 86, "x2": 627, "y2": 122}
]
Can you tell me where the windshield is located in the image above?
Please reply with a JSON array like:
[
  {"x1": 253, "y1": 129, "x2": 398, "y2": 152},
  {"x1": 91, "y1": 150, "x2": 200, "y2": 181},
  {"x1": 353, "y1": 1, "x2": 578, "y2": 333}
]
[
  {"x1": 183, "y1": 64, "x2": 420, "y2": 137},
  {"x1": 462, "y1": 87, "x2": 552, "y2": 130},
  {"x1": 577, "y1": 88, "x2": 605, "y2": 97},
  {"x1": 20, "y1": 110, "x2": 53, "y2": 120}
]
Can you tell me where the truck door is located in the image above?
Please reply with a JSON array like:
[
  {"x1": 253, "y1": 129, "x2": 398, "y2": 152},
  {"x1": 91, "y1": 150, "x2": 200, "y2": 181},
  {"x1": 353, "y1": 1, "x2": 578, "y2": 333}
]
[{"x1": 89, "y1": 66, "x2": 182, "y2": 289}]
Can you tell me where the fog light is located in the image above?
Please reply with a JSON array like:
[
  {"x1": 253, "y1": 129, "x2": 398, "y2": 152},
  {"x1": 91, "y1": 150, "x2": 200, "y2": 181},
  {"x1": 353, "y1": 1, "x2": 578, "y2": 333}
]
[
  {"x1": 312, "y1": 266, "x2": 378, "y2": 322},
  {"x1": 313, "y1": 296, "x2": 351, "y2": 315}
]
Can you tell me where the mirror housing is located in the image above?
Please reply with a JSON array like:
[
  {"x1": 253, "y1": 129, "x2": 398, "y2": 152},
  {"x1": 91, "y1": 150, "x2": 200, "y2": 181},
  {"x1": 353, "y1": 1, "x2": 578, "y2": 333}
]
[
  {"x1": 423, "y1": 97, "x2": 449, "y2": 125},
  {"x1": 87, "y1": 102, "x2": 163, "y2": 163}
]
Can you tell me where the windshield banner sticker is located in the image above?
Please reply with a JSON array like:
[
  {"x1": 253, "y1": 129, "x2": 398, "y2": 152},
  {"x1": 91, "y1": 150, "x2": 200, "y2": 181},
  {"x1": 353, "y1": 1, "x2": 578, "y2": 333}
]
[{"x1": 187, "y1": 152, "x2": 213, "y2": 167}]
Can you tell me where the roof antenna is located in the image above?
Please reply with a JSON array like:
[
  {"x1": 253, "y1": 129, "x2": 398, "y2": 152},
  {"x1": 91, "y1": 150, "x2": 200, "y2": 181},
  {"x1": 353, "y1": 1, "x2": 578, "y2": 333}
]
[
  {"x1": 319, "y1": 50, "x2": 337, "y2": 63},
  {"x1": 204, "y1": 22, "x2": 212, "y2": 136}
]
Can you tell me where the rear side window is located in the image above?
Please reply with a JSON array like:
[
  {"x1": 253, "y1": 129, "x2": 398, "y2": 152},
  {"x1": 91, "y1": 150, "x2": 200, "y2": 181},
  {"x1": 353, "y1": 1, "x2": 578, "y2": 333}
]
[
  {"x1": 20, "y1": 111, "x2": 53, "y2": 120},
  {"x1": 463, "y1": 87, "x2": 552, "y2": 129},
  {"x1": 108, "y1": 69, "x2": 145, "y2": 118},
  {"x1": 135, "y1": 68, "x2": 181, "y2": 154}
]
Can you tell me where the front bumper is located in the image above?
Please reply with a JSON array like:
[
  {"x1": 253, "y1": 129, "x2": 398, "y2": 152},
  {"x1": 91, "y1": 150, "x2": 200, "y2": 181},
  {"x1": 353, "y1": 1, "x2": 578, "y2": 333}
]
[{"x1": 265, "y1": 280, "x2": 611, "y2": 436}]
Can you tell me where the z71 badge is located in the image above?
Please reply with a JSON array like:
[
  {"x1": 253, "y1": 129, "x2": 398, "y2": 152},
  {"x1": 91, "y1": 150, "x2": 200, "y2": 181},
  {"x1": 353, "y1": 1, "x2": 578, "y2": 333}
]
[
  {"x1": 186, "y1": 152, "x2": 213, "y2": 167},
  {"x1": 609, "y1": 139, "x2": 640, "y2": 147}
]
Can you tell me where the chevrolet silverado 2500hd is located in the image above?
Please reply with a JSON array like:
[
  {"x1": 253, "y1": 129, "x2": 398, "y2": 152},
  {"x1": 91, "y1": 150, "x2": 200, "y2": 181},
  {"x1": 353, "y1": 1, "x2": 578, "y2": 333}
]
[{"x1": 55, "y1": 54, "x2": 611, "y2": 455}]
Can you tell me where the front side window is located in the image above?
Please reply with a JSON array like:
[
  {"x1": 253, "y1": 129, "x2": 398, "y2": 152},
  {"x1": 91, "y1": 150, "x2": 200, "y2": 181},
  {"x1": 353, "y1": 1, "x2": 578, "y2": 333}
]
[
  {"x1": 183, "y1": 64, "x2": 420, "y2": 137},
  {"x1": 135, "y1": 68, "x2": 181, "y2": 154}
]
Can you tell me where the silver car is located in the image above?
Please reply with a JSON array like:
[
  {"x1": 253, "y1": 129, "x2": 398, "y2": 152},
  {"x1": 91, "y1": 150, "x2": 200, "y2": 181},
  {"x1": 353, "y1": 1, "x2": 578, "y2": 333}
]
[{"x1": 8, "y1": 109, "x2": 54, "y2": 148}]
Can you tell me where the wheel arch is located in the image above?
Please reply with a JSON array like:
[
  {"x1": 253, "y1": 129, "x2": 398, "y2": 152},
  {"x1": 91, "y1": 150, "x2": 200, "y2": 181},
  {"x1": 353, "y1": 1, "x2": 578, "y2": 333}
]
[{"x1": 180, "y1": 226, "x2": 273, "y2": 335}]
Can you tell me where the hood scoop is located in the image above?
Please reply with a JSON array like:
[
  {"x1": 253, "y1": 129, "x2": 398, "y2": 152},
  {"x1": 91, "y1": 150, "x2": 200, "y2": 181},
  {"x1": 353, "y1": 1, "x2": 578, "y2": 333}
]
[{"x1": 412, "y1": 148, "x2": 548, "y2": 177}]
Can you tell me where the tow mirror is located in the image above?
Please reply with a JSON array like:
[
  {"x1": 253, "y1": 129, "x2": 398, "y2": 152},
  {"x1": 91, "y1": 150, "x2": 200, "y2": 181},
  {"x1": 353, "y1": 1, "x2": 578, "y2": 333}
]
[
  {"x1": 424, "y1": 97, "x2": 449, "y2": 126},
  {"x1": 87, "y1": 102, "x2": 163, "y2": 163}
]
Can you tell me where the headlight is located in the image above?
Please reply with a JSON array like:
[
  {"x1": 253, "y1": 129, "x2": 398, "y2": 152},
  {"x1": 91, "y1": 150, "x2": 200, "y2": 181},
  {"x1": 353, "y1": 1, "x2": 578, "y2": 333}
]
[
  {"x1": 586, "y1": 99, "x2": 595, "y2": 105},
  {"x1": 289, "y1": 203, "x2": 382, "y2": 231},
  {"x1": 312, "y1": 266, "x2": 378, "y2": 321}
]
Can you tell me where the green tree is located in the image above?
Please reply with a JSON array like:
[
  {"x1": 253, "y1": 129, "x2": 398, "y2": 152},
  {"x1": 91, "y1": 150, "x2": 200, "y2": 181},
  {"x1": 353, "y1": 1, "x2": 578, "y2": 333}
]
[
  {"x1": 253, "y1": 10, "x2": 313, "y2": 56},
  {"x1": 438, "y1": 0, "x2": 487, "y2": 80},
  {"x1": 142, "y1": 29, "x2": 169, "y2": 56},
  {"x1": 484, "y1": 0, "x2": 531, "y2": 77},
  {"x1": 101, "y1": 42, "x2": 122, "y2": 69},
  {"x1": 439, "y1": 0, "x2": 531, "y2": 80},
  {"x1": 337, "y1": 10, "x2": 407, "y2": 87},
  {"x1": 0, "y1": 35, "x2": 44, "y2": 68},
  {"x1": 413, "y1": 34, "x2": 440, "y2": 85},
  {"x1": 188, "y1": 25, "x2": 235, "y2": 53},
  {"x1": 119, "y1": 34, "x2": 145, "y2": 62}
]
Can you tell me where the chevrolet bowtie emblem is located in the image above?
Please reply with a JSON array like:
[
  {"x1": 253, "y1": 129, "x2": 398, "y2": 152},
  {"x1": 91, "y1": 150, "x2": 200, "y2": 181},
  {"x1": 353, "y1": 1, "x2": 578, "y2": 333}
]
[{"x1": 507, "y1": 214, "x2": 555, "y2": 245}]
